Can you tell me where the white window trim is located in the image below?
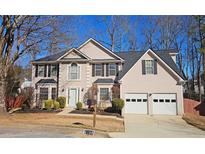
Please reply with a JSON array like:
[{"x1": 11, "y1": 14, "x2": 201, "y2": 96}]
[
  {"x1": 95, "y1": 64, "x2": 103, "y2": 76},
  {"x1": 145, "y1": 60, "x2": 154, "y2": 74},
  {"x1": 108, "y1": 63, "x2": 116, "y2": 76},
  {"x1": 99, "y1": 88, "x2": 109, "y2": 101},
  {"x1": 38, "y1": 65, "x2": 45, "y2": 77},
  {"x1": 67, "y1": 63, "x2": 81, "y2": 81},
  {"x1": 50, "y1": 64, "x2": 57, "y2": 77}
]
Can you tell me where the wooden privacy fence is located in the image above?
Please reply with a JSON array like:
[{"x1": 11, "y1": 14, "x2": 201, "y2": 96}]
[{"x1": 184, "y1": 99, "x2": 205, "y2": 116}]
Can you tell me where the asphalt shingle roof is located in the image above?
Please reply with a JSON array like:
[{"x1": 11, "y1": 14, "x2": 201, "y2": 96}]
[
  {"x1": 36, "y1": 79, "x2": 57, "y2": 84},
  {"x1": 94, "y1": 78, "x2": 114, "y2": 84},
  {"x1": 115, "y1": 50, "x2": 185, "y2": 80},
  {"x1": 34, "y1": 50, "x2": 68, "y2": 62},
  {"x1": 33, "y1": 48, "x2": 185, "y2": 80}
]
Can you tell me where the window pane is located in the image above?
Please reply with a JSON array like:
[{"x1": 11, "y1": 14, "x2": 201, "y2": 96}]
[
  {"x1": 109, "y1": 63, "x2": 116, "y2": 76},
  {"x1": 165, "y1": 99, "x2": 170, "y2": 103},
  {"x1": 137, "y1": 99, "x2": 142, "y2": 102},
  {"x1": 69, "y1": 64, "x2": 80, "y2": 80},
  {"x1": 171, "y1": 99, "x2": 176, "y2": 103},
  {"x1": 143, "y1": 99, "x2": 147, "y2": 102},
  {"x1": 51, "y1": 65, "x2": 57, "y2": 76},
  {"x1": 51, "y1": 88, "x2": 57, "y2": 100},
  {"x1": 38, "y1": 65, "x2": 44, "y2": 77},
  {"x1": 159, "y1": 99, "x2": 164, "y2": 102},
  {"x1": 145, "y1": 60, "x2": 154, "y2": 74},
  {"x1": 39, "y1": 88, "x2": 48, "y2": 100},
  {"x1": 131, "y1": 99, "x2": 136, "y2": 102},
  {"x1": 95, "y1": 64, "x2": 102, "y2": 76},
  {"x1": 100, "y1": 88, "x2": 109, "y2": 100},
  {"x1": 126, "y1": 99, "x2": 130, "y2": 102},
  {"x1": 71, "y1": 73, "x2": 77, "y2": 79},
  {"x1": 153, "y1": 99, "x2": 158, "y2": 102}
]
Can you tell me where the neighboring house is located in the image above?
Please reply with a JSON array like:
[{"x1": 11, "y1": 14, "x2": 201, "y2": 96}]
[
  {"x1": 21, "y1": 78, "x2": 32, "y2": 89},
  {"x1": 31, "y1": 38, "x2": 185, "y2": 115}
]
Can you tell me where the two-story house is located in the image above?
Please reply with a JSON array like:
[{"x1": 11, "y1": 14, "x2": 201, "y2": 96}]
[{"x1": 31, "y1": 38, "x2": 185, "y2": 115}]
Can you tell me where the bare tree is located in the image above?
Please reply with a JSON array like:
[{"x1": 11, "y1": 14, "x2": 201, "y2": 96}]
[
  {"x1": 46, "y1": 16, "x2": 77, "y2": 55},
  {"x1": 141, "y1": 16, "x2": 159, "y2": 50},
  {"x1": 0, "y1": 15, "x2": 75, "y2": 111},
  {"x1": 91, "y1": 16, "x2": 128, "y2": 52}
]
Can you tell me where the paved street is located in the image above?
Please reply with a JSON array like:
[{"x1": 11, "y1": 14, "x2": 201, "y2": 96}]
[
  {"x1": 110, "y1": 114, "x2": 205, "y2": 138},
  {"x1": 0, "y1": 124, "x2": 108, "y2": 138}
]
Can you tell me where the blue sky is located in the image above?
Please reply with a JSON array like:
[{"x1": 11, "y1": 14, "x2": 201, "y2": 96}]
[{"x1": 17, "y1": 15, "x2": 188, "y2": 69}]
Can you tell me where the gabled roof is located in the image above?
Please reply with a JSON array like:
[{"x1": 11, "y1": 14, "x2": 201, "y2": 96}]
[
  {"x1": 116, "y1": 49, "x2": 185, "y2": 80},
  {"x1": 78, "y1": 38, "x2": 124, "y2": 61},
  {"x1": 32, "y1": 38, "x2": 124, "y2": 63},
  {"x1": 57, "y1": 48, "x2": 91, "y2": 60},
  {"x1": 32, "y1": 48, "x2": 91, "y2": 63}
]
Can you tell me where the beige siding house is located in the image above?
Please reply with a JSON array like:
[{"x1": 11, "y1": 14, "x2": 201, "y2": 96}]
[{"x1": 31, "y1": 38, "x2": 185, "y2": 115}]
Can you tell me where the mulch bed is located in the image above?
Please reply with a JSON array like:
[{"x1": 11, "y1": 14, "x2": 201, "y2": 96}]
[
  {"x1": 70, "y1": 109, "x2": 123, "y2": 118},
  {"x1": 15, "y1": 108, "x2": 62, "y2": 113}
]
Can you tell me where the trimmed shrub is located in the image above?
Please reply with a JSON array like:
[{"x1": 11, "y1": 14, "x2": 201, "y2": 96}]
[
  {"x1": 53, "y1": 101, "x2": 60, "y2": 110},
  {"x1": 44, "y1": 99, "x2": 53, "y2": 110},
  {"x1": 111, "y1": 98, "x2": 124, "y2": 114},
  {"x1": 57, "y1": 96, "x2": 66, "y2": 108},
  {"x1": 76, "y1": 102, "x2": 83, "y2": 110}
]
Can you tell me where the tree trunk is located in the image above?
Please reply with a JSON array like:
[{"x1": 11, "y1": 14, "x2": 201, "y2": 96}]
[
  {"x1": 197, "y1": 72, "x2": 202, "y2": 102},
  {"x1": 0, "y1": 77, "x2": 7, "y2": 112},
  {"x1": 93, "y1": 103, "x2": 96, "y2": 128},
  {"x1": 203, "y1": 53, "x2": 205, "y2": 101}
]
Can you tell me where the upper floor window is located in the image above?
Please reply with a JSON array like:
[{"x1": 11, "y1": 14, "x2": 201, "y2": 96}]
[
  {"x1": 95, "y1": 64, "x2": 103, "y2": 76},
  {"x1": 109, "y1": 63, "x2": 116, "y2": 76},
  {"x1": 145, "y1": 60, "x2": 154, "y2": 74},
  {"x1": 38, "y1": 65, "x2": 45, "y2": 77},
  {"x1": 51, "y1": 65, "x2": 57, "y2": 76},
  {"x1": 69, "y1": 63, "x2": 80, "y2": 80}
]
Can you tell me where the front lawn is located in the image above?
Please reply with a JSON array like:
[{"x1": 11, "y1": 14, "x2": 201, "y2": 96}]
[
  {"x1": 182, "y1": 113, "x2": 205, "y2": 131},
  {"x1": 0, "y1": 112, "x2": 124, "y2": 132}
]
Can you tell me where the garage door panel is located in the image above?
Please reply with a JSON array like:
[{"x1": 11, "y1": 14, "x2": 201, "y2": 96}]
[
  {"x1": 125, "y1": 94, "x2": 148, "y2": 114},
  {"x1": 152, "y1": 94, "x2": 177, "y2": 115},
  {"x1": 153, "y1": 104, "x2": 176, "y2": 115}
]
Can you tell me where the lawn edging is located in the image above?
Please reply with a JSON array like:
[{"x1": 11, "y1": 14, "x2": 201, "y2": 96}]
[{"x1": 57, "y1": 112, "x2": 124, "y2": 121}]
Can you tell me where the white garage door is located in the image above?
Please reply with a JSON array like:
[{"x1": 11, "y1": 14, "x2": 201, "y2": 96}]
[
  {"x1": 152, "y1": 94, "x2": 177, "y2": 115},
  {"x1": 125, "y1": 93, "x2": 148, "y2": 114}
]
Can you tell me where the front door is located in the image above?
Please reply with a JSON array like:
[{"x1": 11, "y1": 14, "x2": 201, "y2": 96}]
[{"x1": 69, "y1": 88, "x2": 78, "y2": 107}]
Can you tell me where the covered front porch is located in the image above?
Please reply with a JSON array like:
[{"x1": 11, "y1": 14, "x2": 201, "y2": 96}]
[
  {"x1": 35, "y1": 79, "x2": 57, "y2": 107},
  {"x1": 93, "y1": 78, "x2": 119, "y2": 109}
]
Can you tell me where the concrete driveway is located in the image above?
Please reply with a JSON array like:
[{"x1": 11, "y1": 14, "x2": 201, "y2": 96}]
[{"x1": 110, "y1": 114, "x2": 205, "y2": 138}]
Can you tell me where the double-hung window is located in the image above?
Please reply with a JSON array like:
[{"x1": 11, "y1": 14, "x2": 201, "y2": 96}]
[
  {"x1": 51, "y1": 88, "x2": 57, "y2": 100},
  {"x1": 95, "y1": 64, "x2": 103, "y2": 76},
  {"x1": 38, "y1": 65, "x2": 45, "y2": 77},
  {"x1": 145, "y1": 60, "x2": 154, "y2": 74},
  {"x1": 51, "y1": 65, "x2": 57, "y2": 76},
  {"x1": 100, "y1": 88, "x2": 109, "y2": 101},
  {"x1": 69, "y1": 63, "x2": 80, "y2": 80},
  {"x1": 39, "y1": 88, "x2": 48, "y2": 100},
  {"x1": 109, "y1": 63, "x2": 116, "y2": 76}
]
